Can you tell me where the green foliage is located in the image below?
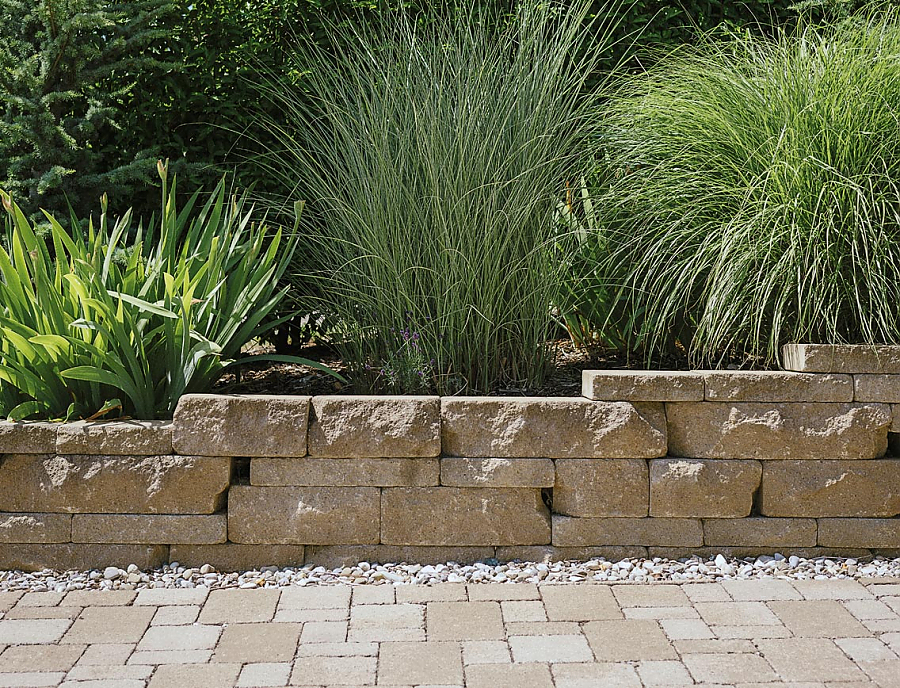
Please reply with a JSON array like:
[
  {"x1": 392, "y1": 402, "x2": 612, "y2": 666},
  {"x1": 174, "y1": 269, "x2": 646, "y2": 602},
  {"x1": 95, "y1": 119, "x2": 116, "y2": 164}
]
[
  {"x1": 0, "y1": 164, "x2": 333, "y2": 421},
  {"x1": 0, "y1": 0, "x2": 181, "y2": 223},
  {"x1": 253, "y1": 1, "x2": 623, "y2": 394},
  {"x1": 571, "y1": 9, "x2": 900, "y2": 365}
]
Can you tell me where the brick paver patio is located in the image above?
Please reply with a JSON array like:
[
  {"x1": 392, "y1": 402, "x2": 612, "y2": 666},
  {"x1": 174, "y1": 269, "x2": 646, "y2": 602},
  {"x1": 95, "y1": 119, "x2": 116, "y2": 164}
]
[{"x1": 2, "y1": 579, "x2": 900, "y2": 686}]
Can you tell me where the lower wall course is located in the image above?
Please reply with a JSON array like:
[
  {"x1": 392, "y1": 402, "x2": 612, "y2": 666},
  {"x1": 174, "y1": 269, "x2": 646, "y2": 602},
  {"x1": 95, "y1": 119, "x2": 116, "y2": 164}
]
[
  {"x1": 169, "y1": 543, "x2": 305, "y2": 570},
  {"x1": 702, "y1": 518, "x2": 817, "y2": 548},
  {"x1": 760, "y1": 460, "x2": 900, "y2": 517},
  {"x1": 552, "y1": 516, "x2": 703, "y2": 547},
  {"x1": 818, "y1": 518, "x2": 900, "y2": 548},
  {"x1": 71, "y1": 514, "x2": 227, "y2": 545},
  {"x1": 304, "y1": 545, "x2": 495, "y2": 568},
  {"x1": 228, "y1": 485, "x2": 381, "y2": 545},
  {"x1": 381, "y1": 487, "x2": 551, "y2": 546},
  {"x1": 0, "y1": 513, "x2": 71, "y2": 543},
  {"x1": 440, "y1": 457, "x2": 554, "y2": 488},
  {"x1": 250, "y1": 457, "x2": 439, "y2": 487},
  {"x1": 0, "y1": 544, "x2": 169, "y2": 572},
  {"x1": 553, "y1": 459, "x2": 649, "y2": 517},
  {"x1": 650, "y1": 458, "x2": 761, "y2": 518}
]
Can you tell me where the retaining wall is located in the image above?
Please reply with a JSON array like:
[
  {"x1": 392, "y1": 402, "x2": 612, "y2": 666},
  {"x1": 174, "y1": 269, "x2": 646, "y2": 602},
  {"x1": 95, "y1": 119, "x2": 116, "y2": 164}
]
[{"x1": 3, "y1": 344, "x2": 900, "y2": 571}]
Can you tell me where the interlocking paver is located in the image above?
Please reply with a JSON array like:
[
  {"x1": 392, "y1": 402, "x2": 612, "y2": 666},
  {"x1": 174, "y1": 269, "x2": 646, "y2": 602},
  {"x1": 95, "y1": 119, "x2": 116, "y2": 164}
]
[
  {"x1": 508, "y1": 634, "x2": 593, "y2": 662},
  {"x1": 540, "y1": 585, "x2": 621, "y2": 621},
  {"x1": 199, "y1": 588, "x2": 279, "y2": 623},
  {"x1": 583, "y1": 619, "x2": 678, "y2": 661},
  {"x1": 62, "y1": 607, "x2": 154, "y2": 645},
  {"x1": 6, "y1": 579, "x2": 900, "y2": 688},
  {"x1": 466, "y1": 662, "x2": 553, "y2": 688},
  {"x1": 378, "y1": 641, "x2": 463, "y2": 685},
  {"x1": 428, "y1": 601, "x2": 503, "y2": 641}
]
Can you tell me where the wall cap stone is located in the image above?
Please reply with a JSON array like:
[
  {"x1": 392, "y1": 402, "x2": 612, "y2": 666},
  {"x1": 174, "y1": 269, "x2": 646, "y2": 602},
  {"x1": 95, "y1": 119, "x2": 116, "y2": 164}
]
[
  {"x1": 56, "y1": 420, "x2": 173, "y2": 455},
  {"x1": 784, "y1": 344, "x2": 900, "y2": 374},
  {"x1": 0, "y1": 421, "x2": 57, "y2": 454},
  {"x1": 704, "y1": 371, "x2": 853, "y2": 402},
  {"x1": 581, "y1": 370, "x2": 704, "y2": 402}
]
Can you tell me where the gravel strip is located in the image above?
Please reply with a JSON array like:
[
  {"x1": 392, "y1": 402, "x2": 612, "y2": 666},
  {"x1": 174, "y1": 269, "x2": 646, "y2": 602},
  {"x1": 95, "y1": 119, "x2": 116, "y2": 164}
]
[{"x1": 1, "y1": 553, "x2": 898, "y2": 592}]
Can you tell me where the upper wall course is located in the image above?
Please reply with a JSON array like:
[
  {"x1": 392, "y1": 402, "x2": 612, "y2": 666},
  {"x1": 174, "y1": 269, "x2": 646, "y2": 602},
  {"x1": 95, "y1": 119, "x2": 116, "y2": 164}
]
[
  {"x1": 56, "y1": 421, "x2": 172, "y2": 456},
  {"x1": 784, "y1": 344, "x2": 900, "y2": 374},
  {"x1": 581, "y1": 370, "x2": 704, "y2": 402},
  {"x1": 0, "y1": 422, "x2": 57, "y2": 454},
  {"x1": 173, "y1": 394, "x2": 309, "y2": 457},
  {"x1": 854, "y1": 375, "x2": 900, "y2": 403},
  {"x1": 703, "y1": 371, "x2": 853, "y2": 403},
  {"x1": 441, "y1": 397, "x2": 666, "y2": 458}
]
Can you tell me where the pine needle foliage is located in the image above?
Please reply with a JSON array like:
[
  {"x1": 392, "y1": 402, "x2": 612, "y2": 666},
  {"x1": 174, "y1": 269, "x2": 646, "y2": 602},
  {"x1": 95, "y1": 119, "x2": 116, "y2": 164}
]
[
  {"x1": 252, "y1": 1, "x2": 623, "y2": 394},
  {"x1": 579, "y1": 9, "x2": 900, "y2": 365}
]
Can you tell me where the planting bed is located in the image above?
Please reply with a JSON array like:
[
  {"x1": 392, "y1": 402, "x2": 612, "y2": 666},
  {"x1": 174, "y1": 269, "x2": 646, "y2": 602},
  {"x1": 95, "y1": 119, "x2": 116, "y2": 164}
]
[{"x1": 2, "y1": 344, "x2": 900, "y2": 572}]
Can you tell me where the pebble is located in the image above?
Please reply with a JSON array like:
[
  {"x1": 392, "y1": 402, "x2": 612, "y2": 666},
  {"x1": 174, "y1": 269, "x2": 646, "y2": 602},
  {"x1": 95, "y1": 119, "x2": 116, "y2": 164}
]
[{"x1": 2, "y1": 554, "x2": 900, "y2": 592}]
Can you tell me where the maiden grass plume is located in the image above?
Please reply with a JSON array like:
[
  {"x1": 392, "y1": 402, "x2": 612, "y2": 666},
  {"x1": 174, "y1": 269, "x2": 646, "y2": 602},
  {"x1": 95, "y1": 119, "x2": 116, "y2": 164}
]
[
  {"x1": 580, "y1": 10, "x2": 900, "y2": 364},
  {"x1": 254, "y1": 1, "x2": 622, "y2": 394}
]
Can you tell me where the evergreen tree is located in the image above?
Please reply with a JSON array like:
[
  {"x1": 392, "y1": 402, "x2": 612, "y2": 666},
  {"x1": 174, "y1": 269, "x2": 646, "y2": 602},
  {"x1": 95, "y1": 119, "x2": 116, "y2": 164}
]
[{"x1": 0, "y1": 0, "x2": 180, "y2": 223}]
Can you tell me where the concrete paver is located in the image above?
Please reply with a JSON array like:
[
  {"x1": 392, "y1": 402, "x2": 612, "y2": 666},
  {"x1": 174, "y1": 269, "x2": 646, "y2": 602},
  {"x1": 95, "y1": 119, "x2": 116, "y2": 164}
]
[{"x1": 0, "y1": 579, "x2": 896, "y2": 687}]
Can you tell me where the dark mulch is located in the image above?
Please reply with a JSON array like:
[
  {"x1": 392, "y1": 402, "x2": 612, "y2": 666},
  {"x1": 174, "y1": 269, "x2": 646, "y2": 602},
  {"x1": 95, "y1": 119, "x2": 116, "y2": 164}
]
[{"x1": 213, "y1": 340, "x2": 768, "y2": 397}]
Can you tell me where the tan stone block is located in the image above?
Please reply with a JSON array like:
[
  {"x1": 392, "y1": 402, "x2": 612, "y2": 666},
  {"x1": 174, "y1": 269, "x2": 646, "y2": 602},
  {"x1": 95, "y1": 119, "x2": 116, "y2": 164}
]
[
  {"x1": 377, "y1": 641, "x2": 463, "y2": 685},
  {"x1": 290, "y1": 655, "x2": 376, "y2": 685},
  {"x1": 198, "y1": 589, "x2": 280, "y2": 624},
  {"x1": 149, "y1": 663, "x2": 241, "y2": 688},
  {"x1": 0, "y1": 544, "x2": 167, "y2": 572},
  {"x1": 303, "y1": 544, "x2": 493, "y2": 567},
  {"x1": 553, "y1": 459, "x2": 648, "y2": 517},
  {"x1": 0, "y1": 422, "x2": 56, "y2": 454},
  {"x1": 0, "y1": 454, "x2": 230, "y2": 514},
  {"x1": 582, "y1": 370, "x2": 704, "y2": 401},
  {"x1": 761, "y1": 460, "x2": 900, "y2": 517},
  {"x1": 757, "y1": 637, "x2": 868, "y2": 681},
  {"x1": 251, "y1": 456, "x2": 439, "y2": 486},
  {"x1": 683, "y1": 653, "x2": 777, "y2": 684},
  {"x1": 56, "y1": 421, "x2": 172, "y2": 455},
  {"x1": 855, "y1": 374, "x2": 900, "y2": 403},
  {"x1": 62, "y1": 606, "x2": 155, "y2": 644},
  {"x1": 173, "y1": 394, "x2": 309, "y2": 457},
  {"x1": 540, "y1": 584, "x2": 622, "y2": 621},
  {"x1": 381, "y1": 487, "x2": 550, "y2": 546},
  {"x1": 705, "y1": 371, "x2": 852, "y2": 402},
  {"x1": 0, "y1": 618, "x2": 70, "y2": 643},
  {"x1": 348, "y1": 603, "x2": 423, "y2": 642},
  {"x1": 228, "y1": 485, "x2": 380, "y2": 545},
  {"x1": 0, "y1": 644, "x2": 84, "y2": 672},
  {"x1": 667, "y1": 402, "x2": 891, "y2": 459},
  {"x1": 784, "y1": 343, "x2": 900, "y2": 374},
  {"x1": 440, "y1": 457, "x2": 554, "y2": 487},
  {"x1": 213, "y1": 623, "x2": 302, "y2": 663},
  {"x1": 650, "y1": 458, "x2": 760, "y2": 518},
  {"x1": 137, "y1": 624, "x2": 221, "y2": 651},
  {"x1": 496, "y1": 545, "x2": 648, "y2": 562},
  {"x1": 583, "y1": 619, "x2": 678, "y2": 660},
  {"x1": 768, "y1": 600, "x2": 870, "y2": 637},
  {"x1": 703, "y1": 518, "x2": 817, "y2": 547},
  {"x1": 0, "y1": 513, "x2": 70, "y2": 543},
  {"x1": 441, "y1": 397, "x2": 666, "y2": 458},
  {"x1": 552, "y1": 515, "x2": 702, "y2": 547},
  {"x1": 818, "y1": 518, "x2": 900, "y2": 547},
  {"x1": 309, "y1": 395, "x2": 440, "y2": 458},
  {"x1": 168, "y1": 543, "x2": 305, "y2": 571},
  {"x1": 427, "y1": 601, "x2": 503, "y2": 640},
  {"x1": 71, "y1": 514, "x2": 226, "y2": 544}
]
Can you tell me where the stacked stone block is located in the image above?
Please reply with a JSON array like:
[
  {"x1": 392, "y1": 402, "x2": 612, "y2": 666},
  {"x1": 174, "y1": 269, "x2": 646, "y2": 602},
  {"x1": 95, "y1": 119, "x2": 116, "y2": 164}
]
[{"x1": 3, "y1": 343, "x2": 900, "y2": 570}]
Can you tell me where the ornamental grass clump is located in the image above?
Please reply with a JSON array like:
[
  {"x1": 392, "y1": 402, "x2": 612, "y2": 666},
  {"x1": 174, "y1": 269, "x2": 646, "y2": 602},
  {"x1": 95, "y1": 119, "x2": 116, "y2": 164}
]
[
  {"x1": 578, "y1": 10, "x2": 900, "y2": 364},
  {"x1": 253, "y1": 1, "x2": 622, "y2": 394},
  {"x1": 0, "y1": 163, "x2": 329, "y2": 421}
]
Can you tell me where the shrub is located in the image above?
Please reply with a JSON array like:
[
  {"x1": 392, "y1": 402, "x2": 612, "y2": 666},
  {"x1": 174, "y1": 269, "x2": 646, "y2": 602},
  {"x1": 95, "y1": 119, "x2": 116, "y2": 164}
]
[
  {"x1": 251, "y1": 1, "x2": 624, "y2": 394},
  {"x1": 570, "y1": 9, "x2": 900, "y2": 365},
  {"x1": 0, "y1": 163, "x2": 333, "y2": 421}
]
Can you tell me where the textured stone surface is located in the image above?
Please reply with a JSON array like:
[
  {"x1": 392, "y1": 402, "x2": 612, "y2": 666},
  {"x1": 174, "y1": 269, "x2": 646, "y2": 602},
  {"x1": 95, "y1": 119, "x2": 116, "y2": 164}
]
[
  {"x1": 308, "y1": 396, "x2": 440, "y2": 458},
  {"x1": 0, "y1": 454, "x2": 231, "y2": 514},
  {"x1": 173, "y1": 394, "x2": 309, "y2": 457},
  {"x1": 0, "y1": 513, "x2": 71, "y2": 543},
  {"x1": 71, "y1": 514, "x2": 226, "y2": 544},
  {"x1": 251, "y1": 457, "x2": 439, "y2": 487},
  {"x1": 304, "y1": 545, "x2": 495, "y2": 567},
  {"x1": 784, "y1": 344, "x2": 900, "y2": 373},
  {"x1": 441, "y1": 397, "x2": 666, "y2": 458},
  {"x1": 56, "y1": 421, "x2": 172, "y2": 455},
  {"x1": 855, "y1": 375, "x2": 900, "y2": 403},
  {"x1": 582, "y1": 370, "x2": 704, "y2": 402},
  {"x1": 169, "y1": 543, "x2": 305, "y2": 570},
  {"x1": 818, "y1": 519, "x2": 900, "y2": 548},
  {"x1": 553, "y1": 459, "x2": 649, "y2": 517},
  {"x1": 0, "y1": 544, "x2": 168, "y2": 572},
  {"x1": 704, "y1": 371, "x2": 852, "y2": 402},
  {"x1": 702, "y1": 518, "x2": 817, "y2": 547},
  {"x1": 650, "y1": 458, "x2": 761, "y2": 518},
  {"x1": 381, "y1": 487, "x2": 550, "y2": 546},
  {"x1": 228, "y1": 485, "x2": 380, "y2": 545},
  {"x1": 666, "y1": 402, "x2": 890, "y2": 459},
  {"x1": 761, "y1": 460, "x2": 900, "y2": 517},
  {"x1": 0, "y1": 422, "x2": 56, "y2": 454},
  {"x1": 440, "y1": 457, "x2": 554, "y2": 488},
  {"x1": 552, "y1": 516, "x2": 703, "y2": 547}
]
